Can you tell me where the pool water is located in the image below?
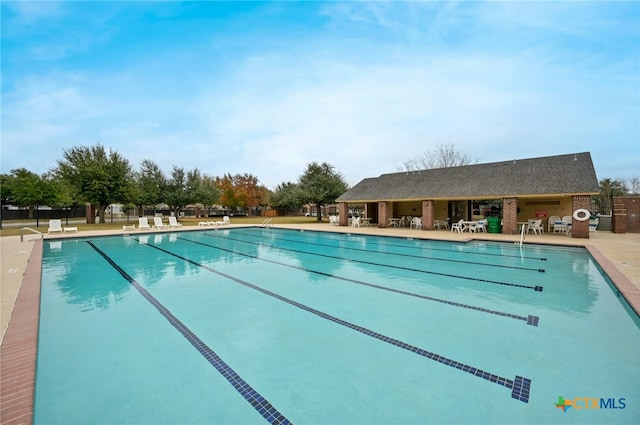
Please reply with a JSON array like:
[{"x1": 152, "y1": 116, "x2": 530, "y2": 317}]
[{"x1": 35, "y1": 228, "x2": 640, "y2": 424}]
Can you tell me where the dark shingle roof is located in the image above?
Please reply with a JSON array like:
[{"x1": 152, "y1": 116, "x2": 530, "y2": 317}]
[{"x1": 336, "y1": 152, "x2": 600, "y2": 202}]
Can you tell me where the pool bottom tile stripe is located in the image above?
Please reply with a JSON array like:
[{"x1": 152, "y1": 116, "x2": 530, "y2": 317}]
[
  {"x1": 143, "y1": 239, "x2": 532, "y2": 403},
  {"x1": 233, "y1": 229, "x2": 547, "y2": 273},
  {"x1": 180, "y1": 236, "x2": 540, "y2": 327},
  {"x1": 207, "y1": 232, "x2": 544, "y2": 292},
  {"x1": 260, "y1": 227, "x2": 550, "y2": 262},
  {"x1": 512, "y1": 376, "x2": 532, "y2": 403},
  {"x1": 86, "y1": 241, "x2": 292, "y2": 425}
]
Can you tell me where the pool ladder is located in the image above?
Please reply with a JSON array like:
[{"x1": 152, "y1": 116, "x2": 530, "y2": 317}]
[
  {"x1": 518, "y1": 222, "x2": 525, "y2": 246},
  {"x1": 20, "y1": 227, "x2": 44, "y2": 242}
]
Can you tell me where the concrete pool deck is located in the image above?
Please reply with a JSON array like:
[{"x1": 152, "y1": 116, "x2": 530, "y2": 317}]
[{"x1": 1, "y1": 224, "x2": 639, "y2": 424}]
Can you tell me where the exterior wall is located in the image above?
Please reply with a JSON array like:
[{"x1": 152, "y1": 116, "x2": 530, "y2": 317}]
[
  {"x1": 378, "y1": 201, "x2": 391, "y2": 228},
  {"x1": 502, "y1": 197, "x2": 518, "y2": 234},
  {"x1": 422, "y1": 200, "x2": 435, "y2": 230},
  {"x1": 338, "y1": 202, "x2": 349, "y2": 226},
  {"x1": 626, "y1": 198, "x2": 640, "y2": 232},
  {"x1": 393, "y1": 201, "x2": 422, "y2": 217},
  {"x1": 571, "y1": 195, "x2": 591, "y2": 238},
  {"x1": 516, "y1": 197, "x2": 573, "y2": 231},
  {"x1": 612, "y1": 196, "x2": 640, "y2": 233},
  {"x1": 432, "y1": 200, "x2": 449, "y2": 221}
]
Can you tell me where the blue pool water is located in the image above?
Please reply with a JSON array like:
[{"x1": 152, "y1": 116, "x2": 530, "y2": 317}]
[{"x1": 35, "y1": 228, "x2": 639, "y2": 424}]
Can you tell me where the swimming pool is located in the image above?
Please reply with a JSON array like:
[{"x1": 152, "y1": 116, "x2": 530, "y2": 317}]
[{"x1": 35, "y1": 228, "x2": 640, "y2": 424}]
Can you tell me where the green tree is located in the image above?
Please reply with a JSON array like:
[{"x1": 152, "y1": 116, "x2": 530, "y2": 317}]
[
  {"x1": 270, "y1": 182, "x2": 304, "y2": 212},
  {"x1": 135, "y1": 159, "x2": 167, "y2": 215},
  {"x1": 254, "y1": 185, "x2": 272, "y2": 216},
  {"x1": 56, "y1": 145, "x2": 134, "y2": 224},
  {"x1": 47, "y1": 172, "x2": 83, "y2": 224},
  {"x1": 199, "y1": 175, "x2": 221, "y2": 217},
  {"x1": 165, "y1": 166, "x2": 202, "y2": 216},
  {"x1": 1, "y1": 168, "x2": 56, "y2": 219},
  {"x1": 594, "y1": 178, "x2": 628, "y2": 215},
  {"x1": 298, "y1": 162, "x2": 349, "y2": 221},
  {"x1": 0, "y1": 173, "x2": 12, "y2": 206}
]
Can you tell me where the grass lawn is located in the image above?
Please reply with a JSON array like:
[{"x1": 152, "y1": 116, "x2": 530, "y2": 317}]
[{"x1": 0, "y1": 216, "x2": 327, "y2": 237}]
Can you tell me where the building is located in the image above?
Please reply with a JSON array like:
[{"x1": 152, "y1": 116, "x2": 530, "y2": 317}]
[{"x1": 335, "y1": 152, "x2": 600, "y2": 238}]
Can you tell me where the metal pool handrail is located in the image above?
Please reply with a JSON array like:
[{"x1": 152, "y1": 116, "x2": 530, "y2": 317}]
[{"x1": 20, "y1": 227, "x2": 44, "y2": 242}]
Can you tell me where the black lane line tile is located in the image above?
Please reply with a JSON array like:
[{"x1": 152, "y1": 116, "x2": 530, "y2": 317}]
[
  {"x1": 230, "y1": 229, "x2": 546, "y2": 273},
  {"x1": 87, "y1": 241, "x2": 292, "y2": 424},
  {"x1": 178, "y1": 236, "x2": 539, "y2": 327},
  {"x1": 203, "y1": 231, "x2": 544, "y2": 292},
  {"x1": 240, "y1": 227, "x2": 549, "y2": 262},
  {"x1": 141, "y1": 239, "x2": 532, "y2": 403}
]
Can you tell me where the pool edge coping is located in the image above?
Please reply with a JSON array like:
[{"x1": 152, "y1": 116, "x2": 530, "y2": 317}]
[
  {"x1": 0, "y1": 239, "x2": 41, "y2": 425},
  {"x1": 584, "y1": 244, "x2": 640, "y2": 317}
]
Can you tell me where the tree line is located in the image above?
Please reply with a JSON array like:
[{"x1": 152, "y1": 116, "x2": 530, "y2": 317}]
[
  {"x1": 0, "y1": 144, "x2": 350, "y2": 224},
  {"x1": 2, "y1": 143, "x2": 637, "y2": 224}
]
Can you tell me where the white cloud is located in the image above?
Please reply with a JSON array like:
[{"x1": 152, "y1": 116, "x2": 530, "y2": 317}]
[{"x1": 2, "y1": 1, "x2": 638, "y2": 187}]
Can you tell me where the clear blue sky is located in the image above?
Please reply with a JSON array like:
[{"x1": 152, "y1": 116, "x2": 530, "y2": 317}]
[{"x1": 2, "y1": 1, "x2": 638, "y2": 189}]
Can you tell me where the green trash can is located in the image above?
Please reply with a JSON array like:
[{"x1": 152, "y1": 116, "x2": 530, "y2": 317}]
[{"x1": 487, "y1": 216, "x2": 501, "y2": 233}]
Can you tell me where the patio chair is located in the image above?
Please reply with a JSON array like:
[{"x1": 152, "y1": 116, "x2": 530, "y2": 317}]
[
  {"x1": 553, "y1": 220, "x2": 567, "y2": 234},
  {"x1": 471, "y1": 219, "x2": 487, "y2": 233},
  {"x1": 548, "y1": 215, "x2": 561, "y2": 233},
  {"x1": 528, "y1": 219, "x2": 544, "y2": 235},
  {"x1": 562, "y1": 216, "x2": 573, "y2": 234},
  {"x1": 410, "y1": 217, "x2": 422, "y2": 229},
  {"x1": 168, "y1": 216, "x2": 182, "y2": 228},
  {"x1": 435, "y1": 217, "x2": 450, "y2": 230},
  {"x1": 329, "y1": 215, "x2": 339, "y2": 226},
  {"x1": 215, "y1": 216, "x2": 230, "y2": 226},
  {"x1": 138, "y1": 217, "x2": 151, "y2": 230},
  {"x1": 589, "y1": 218, "x2": 599, "y2": 237},
  {"x1": 351, "y1": 217, "x2": 361, "y2": 227},
  {"x1": 48, "y1": 219, "x2": 63, "y2": 233},
  {"x1": 451, "y1": 219, "x2": 464, "y2": 233}
]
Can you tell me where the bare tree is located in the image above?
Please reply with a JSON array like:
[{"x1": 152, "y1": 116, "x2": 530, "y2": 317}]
[
  {"x1": 397, "y1": 143, "x2": 477, "y2": 171},
  {"x1": 628, "y1": 176, "x2": 640, "y2": 195}
]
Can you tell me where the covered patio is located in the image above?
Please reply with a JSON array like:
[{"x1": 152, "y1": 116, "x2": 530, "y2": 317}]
[{"x1": 335, "y1": 152, "x2": 600, "y2": 239}]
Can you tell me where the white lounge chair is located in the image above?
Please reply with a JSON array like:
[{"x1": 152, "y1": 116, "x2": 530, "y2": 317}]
[
  {"x1": 262, "y1": 218, "x2": 273, "y2": 227},
  {"x1": 138, "y1": 217, "x2": 151, "y2": 230},
  {"x1": 153, "y1": 217, "x2": 168, "y2": 229},
  {"x1": 168, "y1": 216, "x2": 182, "y2": 228},
  {"x1": 48, "y1": 219, "x2": 63, "y2": 233}
]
